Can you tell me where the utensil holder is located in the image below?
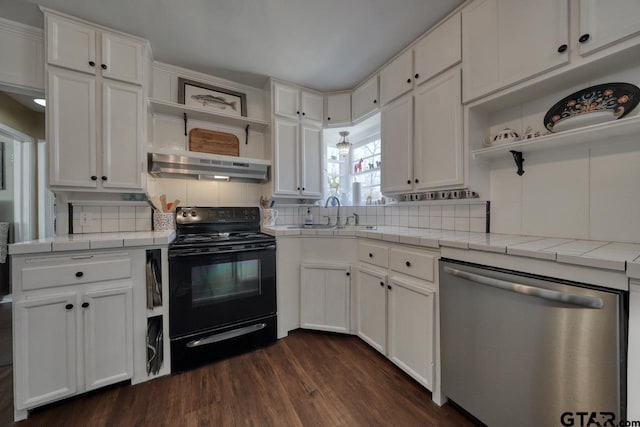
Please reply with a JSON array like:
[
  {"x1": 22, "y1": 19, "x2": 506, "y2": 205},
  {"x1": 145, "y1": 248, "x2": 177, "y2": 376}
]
[{"x1": 153, "y1": 212, "x2": 175, "y2": 231}]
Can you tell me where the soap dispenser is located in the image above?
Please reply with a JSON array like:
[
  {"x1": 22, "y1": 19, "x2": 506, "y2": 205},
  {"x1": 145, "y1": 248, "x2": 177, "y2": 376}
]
[{"x1": 305, "y1": 208, "x2": 313, "y2": 225}]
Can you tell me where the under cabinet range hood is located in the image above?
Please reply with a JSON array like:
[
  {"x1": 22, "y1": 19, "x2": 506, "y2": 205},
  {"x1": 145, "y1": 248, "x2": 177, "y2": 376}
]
[{"x1": 148, "y1": 151, "x2": 270, "y2": 183}]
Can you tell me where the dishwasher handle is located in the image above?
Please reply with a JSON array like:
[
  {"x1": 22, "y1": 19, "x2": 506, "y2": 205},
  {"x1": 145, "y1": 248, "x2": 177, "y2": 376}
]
[{"x1": 443, "y1": 266, "x2": 604, "y2": 309}]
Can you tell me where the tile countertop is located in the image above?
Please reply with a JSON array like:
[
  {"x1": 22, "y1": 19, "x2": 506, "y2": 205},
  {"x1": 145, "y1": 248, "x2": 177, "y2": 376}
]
[
  {"x1": 8, "y1": 230, "x2": 176, "y2": 255},
  {"x1": 263, "y1": 225, "x2": 640, "y2": 276}
]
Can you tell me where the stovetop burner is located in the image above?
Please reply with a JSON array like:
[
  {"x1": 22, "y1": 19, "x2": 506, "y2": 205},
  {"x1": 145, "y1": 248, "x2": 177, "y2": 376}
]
[{"x1": 173, "y1": 232, "x2": 272, "y2": 245}]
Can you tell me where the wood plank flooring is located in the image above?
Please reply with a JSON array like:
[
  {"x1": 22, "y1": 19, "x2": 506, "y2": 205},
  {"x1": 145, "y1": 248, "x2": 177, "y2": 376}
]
[{"x1": 1, "y1": 330, "x2": 477, "y2": 426}]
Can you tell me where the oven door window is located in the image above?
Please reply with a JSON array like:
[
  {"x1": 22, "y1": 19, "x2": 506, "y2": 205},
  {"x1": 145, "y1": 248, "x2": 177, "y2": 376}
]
[
  {"x1": 192, "y1": 259, "x2": 260, "y2": 305},
  {"x1": 169, "y1": 247, "x2": 276, "y2": 337}
]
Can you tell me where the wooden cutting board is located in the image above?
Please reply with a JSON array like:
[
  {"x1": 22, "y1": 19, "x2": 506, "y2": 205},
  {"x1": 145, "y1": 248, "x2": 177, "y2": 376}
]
[{"x1": 189, "y1": 128, "x2": 240, "y2": 156}]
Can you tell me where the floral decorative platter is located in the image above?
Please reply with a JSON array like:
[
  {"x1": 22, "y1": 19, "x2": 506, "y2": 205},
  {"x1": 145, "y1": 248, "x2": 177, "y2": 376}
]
[{"x1": 544, "y1": 83, "x2": 640, "y2": 132}]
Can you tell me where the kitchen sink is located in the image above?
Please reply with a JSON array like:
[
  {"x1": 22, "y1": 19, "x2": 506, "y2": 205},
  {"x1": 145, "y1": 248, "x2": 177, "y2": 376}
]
[{"x1": 286, "y1": 224, "x2": 336, "y2": 229}]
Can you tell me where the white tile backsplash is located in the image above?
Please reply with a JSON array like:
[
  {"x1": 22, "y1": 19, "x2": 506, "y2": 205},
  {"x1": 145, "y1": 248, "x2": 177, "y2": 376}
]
[{"x1": 72, "y1": 204, "x2": 154, "y2": 234}]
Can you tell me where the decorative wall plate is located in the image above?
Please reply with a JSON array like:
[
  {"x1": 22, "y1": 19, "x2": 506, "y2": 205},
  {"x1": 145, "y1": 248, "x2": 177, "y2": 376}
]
[{"x1": 544, "y1": 83, "x2": 640, "y2": 132}]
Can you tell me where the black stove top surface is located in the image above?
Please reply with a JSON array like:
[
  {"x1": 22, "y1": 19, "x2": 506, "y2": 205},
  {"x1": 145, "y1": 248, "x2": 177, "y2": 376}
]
[{"x1": 172, "y1": 231, "x2": 273, "y2": 246}]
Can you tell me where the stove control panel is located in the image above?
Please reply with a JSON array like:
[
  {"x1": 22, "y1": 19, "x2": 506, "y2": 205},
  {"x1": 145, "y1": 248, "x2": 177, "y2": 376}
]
[{"x1": 176, "y1": 207, "x2": 259, "y2": 225}]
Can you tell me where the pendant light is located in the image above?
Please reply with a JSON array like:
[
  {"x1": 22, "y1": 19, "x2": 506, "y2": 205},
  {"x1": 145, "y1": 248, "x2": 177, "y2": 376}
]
[{"x1": 336, "y1": 131, "x2": 351, "y2": 157}]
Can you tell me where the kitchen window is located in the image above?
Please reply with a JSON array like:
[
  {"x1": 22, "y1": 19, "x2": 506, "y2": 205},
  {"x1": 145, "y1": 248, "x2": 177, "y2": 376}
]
[{"x1": 324, "y1": 133, "x2": 381, "y2": 205}]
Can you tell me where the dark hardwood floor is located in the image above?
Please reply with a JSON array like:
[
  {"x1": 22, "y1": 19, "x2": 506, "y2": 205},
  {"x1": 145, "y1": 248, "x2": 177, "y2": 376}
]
[{"x1": 1, "y1": 330, "x2": 477, "y2": 426}]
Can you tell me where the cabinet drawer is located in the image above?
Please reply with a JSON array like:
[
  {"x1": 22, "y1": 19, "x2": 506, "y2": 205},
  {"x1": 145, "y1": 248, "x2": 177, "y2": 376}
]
[
  {"x1": 389, "y1": 247, "x2": 434, "y2": 282},
  {"x1": 358, "y1": 242, "x2": 389, "y2": 268},
  {"x1": 20, "y1": 256, "x2": 132, "y2": 291}
]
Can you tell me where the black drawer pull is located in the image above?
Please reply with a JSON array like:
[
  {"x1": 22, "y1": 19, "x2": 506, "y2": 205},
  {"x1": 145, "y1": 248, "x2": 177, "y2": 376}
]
[
  {"x1": 91, "y1": 176, "x2": 97, "y2": 181},
  {"x1": 327, "y1": 117, "x2": 331, "y2": 120},
  {"x1": 557, "y1": 44, "x2": 568, "y2": 53},
  {"x1": 101, "y1": 176, "x2": 107, "y2": 181},
  {"x1": 81, "y1": 302, "x2": 90, "y2": 308},
  {"x1": 369, "y1": 253, "x2": 373, "y2": 258},
  {"x1": 75, "y1": 271, "x2": 84, "y2": 278},
  {"x1": 65, "y1": 304, "x2": 74, "y2": 310},
  {"x1": 380, "y1": 281, "x2": 384, "y2": 287},
  {"x1": 414, "y1": 73, "x2": 420, "y2": 79},
  {"x1": 101, "y1": 64, "x2": 107, "y2": 70},
  {"x1": 579, "y1": 33, "x2": 590, "y2": 43},
  {"x1": 373, "y1": 99, "x2": 377, "y2": 104},
  {"x1": 406, "y1": 78, "x2": 411, "y2": 84},
  {"x1": 405, "y1": 261, "x2": 411, "y2": 267},
  {"x1": 346, "y1": 272, "x2": 350, "y2": 276},
  {"x1": 387, "y1": 285, "x2": 392, "y2": 290},
  {"x1": 88, "y1": 61, "x2": 95, "y2": 67}
]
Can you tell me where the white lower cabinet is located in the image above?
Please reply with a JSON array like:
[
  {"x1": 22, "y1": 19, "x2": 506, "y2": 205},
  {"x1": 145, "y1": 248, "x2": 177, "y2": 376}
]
[
  {"x1": 357, "y1": 240, "x2": 438, "y2": 392},
  {"x1": 14, "y1": 283, "x2": 133, "y2": 413},
  {"x1": 387, "y1": 275, "x2": 435, "y2": 390},
  {"x1": 300, "y1": 264, "x2": 351, "y2": 334}
]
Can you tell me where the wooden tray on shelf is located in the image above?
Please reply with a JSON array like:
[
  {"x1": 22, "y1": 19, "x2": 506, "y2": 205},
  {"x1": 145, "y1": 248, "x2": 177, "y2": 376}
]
[{"x1": 188, "y1": 128, "x2": 239, "y2": 156}]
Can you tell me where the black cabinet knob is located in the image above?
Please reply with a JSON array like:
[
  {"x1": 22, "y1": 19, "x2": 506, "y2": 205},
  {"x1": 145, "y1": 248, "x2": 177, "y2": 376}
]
[
  {"x1": 369, "y1": 253, "x2": 373, "y2": 258},
  {"x1": 579, "y1": 33, "x2": 591, "y2": 43},
  {"x1": 75, "y1": 271, "x2": 84, "y2": 278},
  {"x1": 557, "y1": 44, "x2": 568, "y2": 53},
  {"x1": 297, "y1": 187, "x2": 301, "y2": 190},
  {"x1": 88, "y1": 61, "x2": 95, "y2": 67},
  {"x1": 414, "y1": 73, "x2": 420, "y2": 79},
  {"x1": 387, "y1": 285, "x2": 392, "y2": 290},
  {"x1": 81, "y1": 302, "x2": 90, "y2": 308},
  {"x1": 296, "y1": 111, "x2": 300, "y2": 115},
  {"x1": 405, "y1": 261, "x2": 411, "y2": 267},
  {"x1": 380, "y1": 281, "x2": 384, "y2": 287},
  {"x1": 91, "y1": 176, "x2": 97, "y2": 181},
  {"x1": 415, "y1": 178, "x2": 419, "y2": 184},
  {"x1": 346, "y1": 272, "x2": 350, "y2": 276},
  {"x1": 302, "y1": 187, "x2": 305, "y2": 191},
  {"x1": 407, "y1": 180, "x2": 411, "y2": 184},
  {"x1": 101, "y1": 64, "x2": 107, "y2": 70},
  {"x1": 101, "y1": 176, "x2": 107, "y2": 181},
  {"x1": 373, "y1": 99, "x2": 377, "y2": 104},
  {"x1": 65, "y1": 304, "x2": 74, "y2": 310},
  {"x1": 302, "y1": 112, "x2": 306, "y2": 116},
  {"x1": 327, "y1": 117, "x2": 331, "y2": 121},
  {"x1": 406, "y1": 78, "x2": 411, "y2": 84}
]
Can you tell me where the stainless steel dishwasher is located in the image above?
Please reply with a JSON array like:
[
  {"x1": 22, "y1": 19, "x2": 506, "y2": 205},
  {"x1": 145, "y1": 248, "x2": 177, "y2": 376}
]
[{"x1": 439, "y1": 259, "x2": 627, "y2": 427}]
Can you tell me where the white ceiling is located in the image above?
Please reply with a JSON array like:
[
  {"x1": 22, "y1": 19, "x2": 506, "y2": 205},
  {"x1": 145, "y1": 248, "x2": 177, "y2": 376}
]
[
  {"x1": 10, "y1": 0, "x2": 463, "y2": 91},
  {"x1": 4, "y1": 91, "x2": 46, "y2": 112}
]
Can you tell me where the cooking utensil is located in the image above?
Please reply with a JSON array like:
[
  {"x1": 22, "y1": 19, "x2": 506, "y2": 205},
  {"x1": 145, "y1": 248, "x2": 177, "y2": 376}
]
[
  {"x1": 189, "y1": 128, "x2": 240, "y2": 156},
  {"x1": 172, "y1": 200, "x2": 181, "y2": 211},
  {"x1": 160, "y1": 195, "x2": 168, "y2": 213}
]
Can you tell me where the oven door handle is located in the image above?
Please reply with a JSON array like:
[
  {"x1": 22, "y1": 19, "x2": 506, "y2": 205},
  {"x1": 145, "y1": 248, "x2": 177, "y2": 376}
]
[
  {"x1": 170, "y1": 244, "x2": 276, "y2": 257},
  {"x1": 186, "y1": 323, "x2": 267, "y2": 348}
]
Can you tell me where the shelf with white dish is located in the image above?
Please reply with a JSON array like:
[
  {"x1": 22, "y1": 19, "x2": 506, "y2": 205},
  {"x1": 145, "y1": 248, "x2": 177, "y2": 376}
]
[
  {"x1": 148, "y1": 97, "x2": 269, "y2": 132},
  {"x1": 472, "y1": 114, "x2": 640, "y2": 162}
]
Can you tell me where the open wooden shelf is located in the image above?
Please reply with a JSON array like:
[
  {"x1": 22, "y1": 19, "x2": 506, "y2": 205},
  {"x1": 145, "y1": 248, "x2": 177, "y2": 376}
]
[
  {"x1": 472, "y1": 114, "x2": 640, "y2": 161},
  {"x1": 148, "y1": 98, "x2": 270, "y2": 131}
]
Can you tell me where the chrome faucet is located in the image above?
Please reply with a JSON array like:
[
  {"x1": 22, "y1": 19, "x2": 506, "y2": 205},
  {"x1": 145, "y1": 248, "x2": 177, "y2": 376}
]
[{"x1": 324, "y1": 196, "x2": 342, "y2": 226}]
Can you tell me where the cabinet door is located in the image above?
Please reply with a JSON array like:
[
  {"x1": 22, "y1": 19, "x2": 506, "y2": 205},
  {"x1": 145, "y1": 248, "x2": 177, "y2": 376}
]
[
  {"x1": 462, "y1": 0, "x2": 498, "y2": 102},
  {"x1": 273, "y1": 82, "x2": 300, "y2": 119},
  {"x1": 101, "y1": 31, "x2": 144, "y2": 85},
  {"x1": 14, "y1": 293, "x2": 77, "y2": 410},
  {"x1": 414, "y1": 68, "x2": 463, "y2": 190},
  {"x1": 301, "y1": 91, "x2": 324, "y2": 124},
  {"x1": 357, "y1": 268, "x2": 387, "y2": 354},
  {"x1": 379, "y1": 49, "x2": 413, "y2": 106},
  {"x1": 300, "y1": 125, "x2": 323, "y2": 198},
  {"x1": 497, "y1": 0, "x2": 569, "y2": 87},
  {"x1": 102, "y1": 80, "x2": 144, "y2": 190},
  {"x1": 579, "y1": 0, "x2": 640, "y2": 56},
  {"x1": 83, "y1": 285, "x2": 133, "y2": 391},
  {"x1": 300, "y1": 265, "x2": 350, "y2": 333},
  {"x1": 387, "y1": 277, "x2": 435, "y2": 390},
  {"x1": 352, "y1": 75, "x2": 379, "y2": 122},
  {"x1": 48, "y1": 67, "x2": 98, "y2": 188},
  {"x1": 46, "y1": 14, "x2": 96, "y2": 75},
  {"x1": 273, "y1": 119, "x2": 300, "y2": 196},
  {"x1": 0, "y1": 20, "x2": 44, "y2": 90},
  {"x1": 414, "y1": 13, "x2": 461, "y2": 85},
  {"x1": 381, "y1": 95, "x2": 413, "y2": 194},
  {"x1": 325, "y1": 92, "x2": 351, "y2": 126}
]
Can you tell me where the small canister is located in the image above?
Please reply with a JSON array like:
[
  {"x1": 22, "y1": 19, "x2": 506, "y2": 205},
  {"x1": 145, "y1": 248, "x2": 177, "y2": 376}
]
[{"x1": 153, "y1": 212, "x2": 175, "y2": 231}]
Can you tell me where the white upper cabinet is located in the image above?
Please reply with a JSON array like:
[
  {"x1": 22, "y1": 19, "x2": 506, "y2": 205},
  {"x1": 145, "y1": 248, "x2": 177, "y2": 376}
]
[
  {"x1": 300, "y1": 125, "x2": 323, "y2": 198},
  {"x1": 381, "y1": 95, "x2": 413, "y2": 194},
  {"x1": 0, "y1": 18, "x2": 44, "y2": 91},
  {"x1": 301, "y1": 91, "x2": 323, "y2": 123},
  {"x1": 414, "y1": 13, "x2": 461, "y2": 85},
  {"x1": 578, "y1": 0, "x2": 640, "y2": 56},
  {"x1": 45, "y1": 10, "x2": 148, "y2": 192},
  {"x1": 325, "y1": 92, "x2": 351, "y2": 127},
  {"x1": 101, "y1": 32, "x2": 143, "y2": 85},
  {"x1": 273, "y1": 82, "x2": 323, "y2": 124},
  {"x1": 413, "y1": 68, "x2": 463, "y2": 190},
  {"x1": 47, "y1": 13, "x2": 144, "y2": 86},
  {"x1": 462, "y1": 0, "x2": 569, "y2": 102},
  {"x1": 273, "y1": 118, "x2": 300, "y2": 196},
  {"x1": 352, "y1": 75, "x2": 379, "y2": 122},
  {"x1": 379, "y1": 49, "x2": 414, "y2": 106}
]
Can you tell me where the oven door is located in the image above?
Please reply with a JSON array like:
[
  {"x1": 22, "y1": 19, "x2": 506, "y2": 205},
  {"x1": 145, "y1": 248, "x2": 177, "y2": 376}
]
[{"x1": 169, "y1": 243, "x2": 276, "y2": 338}]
